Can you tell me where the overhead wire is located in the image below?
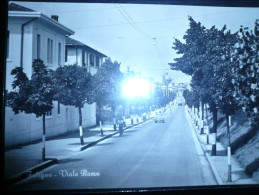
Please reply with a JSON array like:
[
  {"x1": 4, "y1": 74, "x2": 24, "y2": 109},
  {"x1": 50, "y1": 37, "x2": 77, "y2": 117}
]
[
  {"x1": 153, "y1": 38, "x2": 165, "y2": 66},
  {"x1": 44, "y1": 4, "x2": 136, "y2": 14},
  {"x1": 114, "y1": 4, "x2": 152, "y2": 40},
  {"x1": 68, "y1": 9, "x2": 250, "y2": 30},
  {"x1": 117, "y1": 4, "x2": 153, "y2": 40},
  {"x1": 114, "y1": 4, "x2": 165, "y2": 68}
]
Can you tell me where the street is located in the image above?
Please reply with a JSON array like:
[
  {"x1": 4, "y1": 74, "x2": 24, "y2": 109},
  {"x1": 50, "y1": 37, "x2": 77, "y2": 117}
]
[{"x1": 11, "y1": 106, "x2": 216, "y2": 191}]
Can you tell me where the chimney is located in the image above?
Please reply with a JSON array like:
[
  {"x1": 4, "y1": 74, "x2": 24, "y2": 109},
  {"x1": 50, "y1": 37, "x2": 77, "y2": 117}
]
[{"x1": 51, "y1": 15, "x2": 59, "y2": 21}]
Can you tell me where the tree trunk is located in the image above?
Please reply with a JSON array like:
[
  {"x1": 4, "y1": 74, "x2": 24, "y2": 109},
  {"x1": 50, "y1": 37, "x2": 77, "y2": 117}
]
[
  {"x1": 211, "y1": 104, "x2": 218, "y2": 156},
  {"x1": 122, "y1": 104, "x2": 126, "y2": 127},
  {"x1": 200, "y1": 102, "x2": 204, "y2": 134},
  {"x1": 197, "y1": 104, "x2": 201, "y2": 130},
  {"x1": 78, "y1": 107, "x2": 84, "y2": 145},
  {"x1": 205, "y1": 104, "x2": 210, "y2": 144},
  {"x1": 226, "y1": 114, "x2": 231, "y2": 146},
  {"x1": 42, "y1": 113, "x2": 46, "y2": 161},
  {"x1": 98, "y1": 104, "x2": 104, "y2": 136},
  {"x1": 112, "y1": 105, "x2": 116, "y2": 131},
  {"x1": 122, "y1": 103, "x2": 126, "y2": 116},
  {"x1": 98, "y1": 103, "x2": 102, "y2": 123},
  {"x1": 226, "y1": 114, "x2": 232, "y2": 182},
  {"x1": 195, "y1": 107, "x2": 198, "y2": 127},
  {"x1": 131, "y1": 105, "x2": 133, "y2": 116}
]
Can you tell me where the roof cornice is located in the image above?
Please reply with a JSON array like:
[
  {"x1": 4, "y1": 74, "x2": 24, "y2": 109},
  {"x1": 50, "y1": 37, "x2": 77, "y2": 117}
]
[
  {"x1": 66, "y1": 37, "x2": 107, "y2": 57},
  {"x1": 9, "y1": 11, "x2": 74, "y2": 35},
  {"x1": 8, "y1": 11, "x2": 42, "y2": 17}
]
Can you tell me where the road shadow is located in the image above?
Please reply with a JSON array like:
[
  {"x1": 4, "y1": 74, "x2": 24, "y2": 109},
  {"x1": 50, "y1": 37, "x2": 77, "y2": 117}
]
[
  {"x1": 67, "y1": 141, "x2": 99, "y2": 146},
  {"x1": 232, "y1": 170, "x2": 250, "y2": 180},
  {"x1": 58, "y1": 158, "x2": 83, "y2": 164},
  {"x1": 111, "y1": 135, "x2": 129, "y2": 138},
  {"x1": 95, "y1": 143, "x2": 113, "y2": 146},
  {"x1": 50, "y1": 130, "x2": 100, "y2": 141},
  {"x1": 216, "y1": 150, "x2": 227, "y2": 156},
  {"x1": 67, "y1": 143, "x2": 83, "y2": 145},
  {"x1": 206, "y1": 149, "x2": 227, "y2": 156},
  {"x1": 125, "y1": 130, "x2": 138, "y2": 133}
]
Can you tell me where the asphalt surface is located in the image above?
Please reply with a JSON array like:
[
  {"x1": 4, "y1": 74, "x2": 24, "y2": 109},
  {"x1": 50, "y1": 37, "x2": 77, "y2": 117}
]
[{"x1": 11, "y1": 106, "x2": 216, "y2": 191}]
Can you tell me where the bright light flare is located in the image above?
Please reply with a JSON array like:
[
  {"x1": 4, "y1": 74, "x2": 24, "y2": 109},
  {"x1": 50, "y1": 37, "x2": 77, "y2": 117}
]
[{"x1": 123, "y1": 78, "x2": 151, "y2": 98}]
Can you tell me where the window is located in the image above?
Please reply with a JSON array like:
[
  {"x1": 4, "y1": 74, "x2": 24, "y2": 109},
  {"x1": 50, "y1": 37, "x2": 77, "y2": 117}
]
[
  {"x1": 85, "y1": 52, "x2": 87, "y2": 66},
  {"x1": 47, "y1": 38, "x2": 53, "y2": 64},
  {"x1": 65, "y1": 48, "x2": 67, "y2": 62},
  {"x1": 58, "y1": 43, "x2": 61, "y2": 65},
  {"x1": 37, "y1": 34, "x2": 41, "y2": 59},
  {"x1": 90, "y1": 54, "x2": 94, "y2": 66},
  {"x1": 7, "y1": 31, "x2": 10, "y2": 59},
  {"x1": 96, "y1": 56, "x2": 100, "y2": 68},
  {"x1": 47, "y1": 38, "x2": 50, "y2": 63},
  {"x1": 51, "y1": 39, "x2": 53, "y2": 63},
  {"x1": 57, "y1": 102, "x2": 61, "y2": 115},
  {"x1": 82, "y1": 51, "x2": 85, "y2": 66},
  {"x1": 46, "y1": 110, "x2": 52, "y2": 117}
]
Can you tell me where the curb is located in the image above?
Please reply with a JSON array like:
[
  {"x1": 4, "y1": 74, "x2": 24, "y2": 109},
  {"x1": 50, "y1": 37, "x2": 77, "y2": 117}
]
[
  {"x1": 6, "y1": 158, "x2": 57, "y2": 187},
  {"x1": 80, "y1": 118, "x2": 153, "y2": 151},
  {"x1": 6, "y1": 117, "x2": 153, "y2": 186},
  {"x1": 185, "y1": 107, "x2": 224, "y2": 185}
]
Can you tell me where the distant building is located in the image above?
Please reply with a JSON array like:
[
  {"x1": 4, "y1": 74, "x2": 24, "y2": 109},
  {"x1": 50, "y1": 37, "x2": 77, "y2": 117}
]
[{"x1": 65, "y1": 37, "x2": 107, "y2": 75}]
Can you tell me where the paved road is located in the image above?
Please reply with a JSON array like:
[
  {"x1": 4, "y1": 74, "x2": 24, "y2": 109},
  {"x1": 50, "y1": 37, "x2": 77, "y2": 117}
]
[{"x1": 11, "y1": 106, "x2": 216, "y2": 191}]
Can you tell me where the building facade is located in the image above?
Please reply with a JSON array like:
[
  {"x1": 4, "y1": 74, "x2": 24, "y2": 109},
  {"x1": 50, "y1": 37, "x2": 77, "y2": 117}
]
[
  {"x1": 65, "y1": 37, "x2": 107, "y2": 75},
  {"x1": 65, "y1": 37, "x2": 108, "y2": 125},
  {"x1": 5, "y1": 3, "x2": 101, "y2": 148}
]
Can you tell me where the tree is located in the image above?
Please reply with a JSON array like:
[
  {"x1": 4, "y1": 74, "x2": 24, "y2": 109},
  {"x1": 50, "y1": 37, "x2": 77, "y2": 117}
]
[
  {"x1": 7, "y1": 59, "x2": 54, "y2": 161},
  {"x1": 91, "y1": 58, "x2": 123, "y2": 126},
  {"x1": 53, "y1": 64, "x2": 93, "y2": 145},
  {"x1": 170, "y1": 16, "x2": 239, "y2": 155},
  {"x1": 183, "y1": 89, "x2": 199, "y2": 109},
  {"x1": 170, "y1": 17, "x2": 219, "y2": 153},
  {"x1": 170, "y1": 17, "x2": 210, "y2": 133},
  {"x1": 231, "y1": 21, "x2": 259, "y2": 129}
]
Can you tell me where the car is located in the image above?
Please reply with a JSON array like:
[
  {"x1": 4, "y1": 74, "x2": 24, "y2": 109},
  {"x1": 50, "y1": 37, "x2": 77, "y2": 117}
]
[{"x1": 155, "y1": 113, "x2": 165, "y2": 123}]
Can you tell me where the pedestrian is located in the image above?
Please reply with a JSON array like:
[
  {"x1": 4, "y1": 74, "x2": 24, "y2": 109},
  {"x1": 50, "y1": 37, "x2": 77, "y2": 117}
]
[{"x1": 118, "y1": 118, "x2": 124, "y2": 136}]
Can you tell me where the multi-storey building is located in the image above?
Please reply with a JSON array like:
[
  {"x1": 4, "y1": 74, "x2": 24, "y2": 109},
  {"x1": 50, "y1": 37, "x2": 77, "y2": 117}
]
[
  {"x1": 65, "y1": 37, "x2": 107, "y2": 124},
  {"x1": 65, "y1": 37, "x2": 107, "y2": 75},
  {"x1": 5, "y1": 3, "x2": 103, "y2": 147}
]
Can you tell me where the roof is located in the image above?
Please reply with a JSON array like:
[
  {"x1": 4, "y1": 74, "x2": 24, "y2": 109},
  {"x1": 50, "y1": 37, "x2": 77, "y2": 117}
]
[
  {"x1": 66, "y1": 37, "x2": 107, "y2": 57},
  {"x1": 66, "y1": 37, "x2": 86, "y2": 47},
  {"x1": 8, "y1": 3, "x2": 74, "y2": 36},
  {"x1": 9, "y1": 3, "x2": 35, "y2": 12}
]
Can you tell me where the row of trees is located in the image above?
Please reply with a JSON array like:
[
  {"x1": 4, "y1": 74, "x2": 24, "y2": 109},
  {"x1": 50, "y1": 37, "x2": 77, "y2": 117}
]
[
  {"x1": 7, "y1": 58, "x2": 122, "y2": 160},
  {"x1": 7, "y1": 57, "x2": 175, "y2": 160},
  {"x1": 170, "y1": 17, "x2": 258, "y2": 155}
]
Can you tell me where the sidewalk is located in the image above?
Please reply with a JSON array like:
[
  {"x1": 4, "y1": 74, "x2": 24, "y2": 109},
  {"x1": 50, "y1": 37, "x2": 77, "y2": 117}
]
[
  {"x1": 185, "y1": 106, "x2": 258, "y2": 185},
  {"x1": 5, "y1": 115, "x2": 152, "y2": 185}
]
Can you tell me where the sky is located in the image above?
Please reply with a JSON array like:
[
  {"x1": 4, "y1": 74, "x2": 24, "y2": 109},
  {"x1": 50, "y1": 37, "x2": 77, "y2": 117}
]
[{"x1": 11, "y1": 1, "x2": 259, "y2": 83}]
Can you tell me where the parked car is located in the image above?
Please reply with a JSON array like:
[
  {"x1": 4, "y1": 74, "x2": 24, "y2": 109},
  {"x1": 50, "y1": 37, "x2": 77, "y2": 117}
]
[{"x1": 155, "y1": 113, "x2": 165, "y2": 123}]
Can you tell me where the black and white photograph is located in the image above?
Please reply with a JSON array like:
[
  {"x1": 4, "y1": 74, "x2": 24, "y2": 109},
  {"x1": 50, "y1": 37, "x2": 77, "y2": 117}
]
[{"x1": 3, "y1": 0, "x2": 259, "y2": 193}]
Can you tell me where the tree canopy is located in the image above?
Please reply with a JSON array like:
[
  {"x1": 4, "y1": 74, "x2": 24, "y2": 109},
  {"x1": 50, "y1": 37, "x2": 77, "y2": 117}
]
[
  {"x1": 91, "y1": 58, "x2": 123, "y2": 110},
  {"x1": 7, "y1": 59, "x2": 54, "y2": 116},
  {"x1": 53, "y1": 64, "x2": 93, "y2": 108}
]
